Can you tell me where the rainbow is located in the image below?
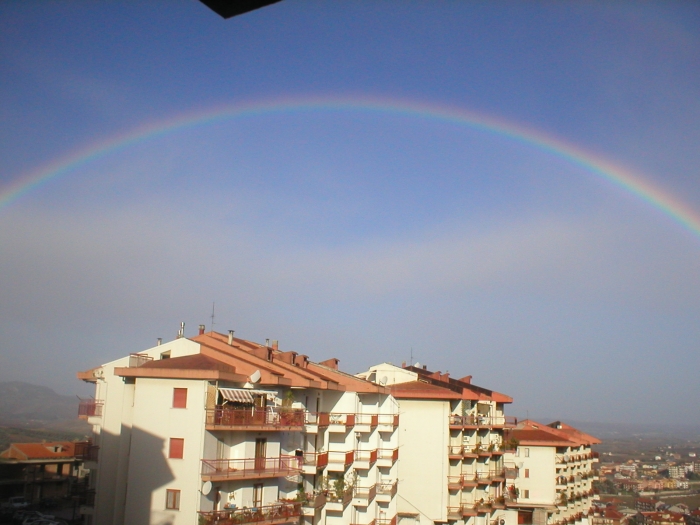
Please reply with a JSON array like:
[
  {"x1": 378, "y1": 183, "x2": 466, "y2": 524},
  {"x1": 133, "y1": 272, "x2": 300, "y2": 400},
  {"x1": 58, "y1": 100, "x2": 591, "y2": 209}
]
[{"x1": 2, "y1": 95, "x2": 700, "y2": 238}]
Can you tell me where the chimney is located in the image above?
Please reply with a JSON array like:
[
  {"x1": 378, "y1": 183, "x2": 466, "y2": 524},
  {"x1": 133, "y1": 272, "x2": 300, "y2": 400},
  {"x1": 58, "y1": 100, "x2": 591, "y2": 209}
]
[
  {"x1": 272, "y1": 340, "x2": 279, "y2": 351},
  {"x1": 198, "y1": 324, "x2": 205, "y2": 335},
  {"x1": 228, "y1": 330, "x2": 235, "y2": 345},
  {"x1": 177, "y1": 322, "x2": 185, "y2": 339},
  {"x1": 265, "y1": 338, "x2": 270, "y2": 347},
  {"x1": 320, "y1": 358, "x2": 339, "y2": 370},
  {"x1": 401, "y1": 361, "x2": 406, "y2": 368},
  {"x1": 157, "y1": 338, "x2": 162, "y2": 346},
  {"x1": 422, "y1": 364, "x2": 427, "y2": 370}
]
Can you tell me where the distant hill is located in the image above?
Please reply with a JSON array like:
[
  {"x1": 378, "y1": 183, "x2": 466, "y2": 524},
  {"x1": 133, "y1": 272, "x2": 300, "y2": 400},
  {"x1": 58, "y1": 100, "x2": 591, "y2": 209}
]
[{"x1": 0, "y1": 381, "x2": 90, "y2": 449}]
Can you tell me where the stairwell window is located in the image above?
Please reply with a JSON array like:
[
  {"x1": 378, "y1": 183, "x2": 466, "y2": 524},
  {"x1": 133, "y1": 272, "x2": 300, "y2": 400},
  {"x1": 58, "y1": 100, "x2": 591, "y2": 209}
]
[
  {"x1": 522, "y1": 489, "x2": 530, "y2": 499},
  {"x1": 166, "y1": 489, "x2": 180, "y2": 510},
  {"x1": 524, "y1": 468, "x2": 530, "y2": 478},
  {"x1": 173, "y1": 388, "x2": 187, "y2": 408},
  {"x1": 169, "y1": 438, "x2": 184, "y2": 459}
]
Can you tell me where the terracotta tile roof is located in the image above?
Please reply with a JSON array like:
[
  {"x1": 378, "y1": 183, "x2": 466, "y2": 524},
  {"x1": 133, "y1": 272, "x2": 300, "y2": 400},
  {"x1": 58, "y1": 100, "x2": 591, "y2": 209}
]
[
  {"x1": 402, "y1": 365, "x2": 512, "y2": 403},
  {"x1": 140, "y1": 353, "x2": 237, "y2": 372},
  {"x1": 0, "y1": 442, "x2": 76, "y2": 460},
  {"x1": 508, "y1": 419, "x2": 600, "y2": 446},
  {"x1": 390, "y1": 380, "x2": 462, "y2": 400}
]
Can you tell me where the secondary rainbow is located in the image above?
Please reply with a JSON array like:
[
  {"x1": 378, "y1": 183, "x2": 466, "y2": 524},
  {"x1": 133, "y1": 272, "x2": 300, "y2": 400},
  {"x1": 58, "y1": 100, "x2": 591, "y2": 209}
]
[{"x1": 2, "y1": 95, "x2": 699, "y2": 238}]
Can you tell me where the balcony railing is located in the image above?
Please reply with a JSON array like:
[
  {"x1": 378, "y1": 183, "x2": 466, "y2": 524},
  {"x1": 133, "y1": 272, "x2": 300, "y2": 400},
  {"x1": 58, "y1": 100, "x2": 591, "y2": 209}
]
[
  {"x1": 206, "y1": 407, "x2": 305, "y2": 430},
  {"x1": 198, "y1": 503, "x2": 301, "y2": 525},
  {"x1": 327, "y1": 487, "x2": 353, "y2": 508},
  {"x1": 355, "y1": 414, "x2": 379, "y2": 428},
  {"x1": 354, "y1": 484, "x2": 377, "y2": 501},
  {"x1": 327, "y1": 450, "x2": 355, "y2": 468},
  {"x1": 128, "y1": 353, "x2": 153, "y2": 367},
  {"x1": 354, "y1": 449, "x2": 378, "y2": 464},
  {"x1": 78, "y1": 399, "x2": 103, "y2": 419},
  {"x1": 305, "y1": 412, "x2": 330, "y2": 427},
  {"x1": 377, "y1": 414, "x2": 399, "y2": 427},
  {"x1": 328, "y1": 413, "x2": 356, "y2": 428},
  {"x1": 376, "y1": 480, "x2": 398, "y2": 498},
  {"x1": 375, "y1": 516, "x2": 397, "y2": 525},
  {"x1": 201, "y1": 456, "x2": 300, "y2": 481},
  {"x1": 302, "y1": 451, "x2": 328, "y2": 469},
  {"x1": 377, "y1": 448, "x2": 398, "y2": 463},
  {"x1": 301, "y1": 492, "x2": 326, "y2": 509},
  {"x1": 74, "y1": 442, "x2": 99, "y2": 462},
  {"x1": 449, "y1": 415, "x2": 517, "y2": 428}
]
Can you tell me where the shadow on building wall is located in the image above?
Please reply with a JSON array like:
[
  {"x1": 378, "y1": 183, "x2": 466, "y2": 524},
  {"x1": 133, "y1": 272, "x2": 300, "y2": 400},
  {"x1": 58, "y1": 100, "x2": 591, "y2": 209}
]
[{"x1": 97, "y1": 426, "x2": 176, "y2": 525}]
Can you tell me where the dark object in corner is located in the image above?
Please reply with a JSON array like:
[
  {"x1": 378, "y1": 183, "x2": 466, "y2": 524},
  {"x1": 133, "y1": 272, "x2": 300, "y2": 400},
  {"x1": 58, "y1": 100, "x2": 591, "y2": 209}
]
[{"x1": 198, "y1": 0, "x2": 283, "y2": 19}]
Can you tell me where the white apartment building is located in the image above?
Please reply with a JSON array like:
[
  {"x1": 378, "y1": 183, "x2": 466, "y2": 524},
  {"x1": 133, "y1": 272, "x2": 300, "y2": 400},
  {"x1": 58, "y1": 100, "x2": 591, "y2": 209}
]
[
  {"x1": 77, "y1": 328, "x2": 399, "y2": 525},
  {"x1": 503, "y1": 420, "x2": 600, "y2": 525},
  {"x1": 357, "y1": 363, "x2": 517, "y2": 525}
]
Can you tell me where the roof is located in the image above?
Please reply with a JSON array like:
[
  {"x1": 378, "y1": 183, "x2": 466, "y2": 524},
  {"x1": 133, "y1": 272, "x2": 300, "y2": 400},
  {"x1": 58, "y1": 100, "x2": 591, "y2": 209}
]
[
  {"x1": 506, "y1": 419, "x2": 600, "y2": 446},
  {"x1": 113, "y1": 331, "x2": 386, "y2": 395},
  {"x1": 390, "y1": 380, "x2": 463, "y2": 400},
  {"x1": 394, "y1": 365, "x2": 512, "y2": 403},
  {"x1": 0, "y1": 442, "x2": 77, "y2": 461}
]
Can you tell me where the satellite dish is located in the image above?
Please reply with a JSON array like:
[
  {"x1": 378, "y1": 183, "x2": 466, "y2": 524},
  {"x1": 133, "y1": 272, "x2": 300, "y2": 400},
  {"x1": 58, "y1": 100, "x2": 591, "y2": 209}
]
[
  {"x1": 414, "y1": 361, "x2": 421, "y2": 368},
  {"x1": 380, "y1": 376, "x2": 388, "y2": 386},
  {"x1": 249, "y1": 370, "x2": 261, "y2": 383},
  {"x1": 202, "y1": 481, "x2": 213, "y2": 496}
]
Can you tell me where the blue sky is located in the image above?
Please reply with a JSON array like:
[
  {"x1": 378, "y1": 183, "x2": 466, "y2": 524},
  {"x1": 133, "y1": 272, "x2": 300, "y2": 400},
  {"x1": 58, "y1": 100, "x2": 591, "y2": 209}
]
[{"x1": 1, "y1": 1, "x2": 699, "y2": 425}]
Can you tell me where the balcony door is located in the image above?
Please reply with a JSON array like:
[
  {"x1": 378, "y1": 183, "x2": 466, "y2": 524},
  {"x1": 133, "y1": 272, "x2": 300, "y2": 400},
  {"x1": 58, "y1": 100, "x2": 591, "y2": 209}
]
[
  {"x1": 255, "y1": 438, "x2": 267, "y2": 471},
  {"x1": 253, "y1": 394, "x2": 266, "y2": 425},
  {"x1": 253, "y1": 483, "x2": 263, "y2": 509}
]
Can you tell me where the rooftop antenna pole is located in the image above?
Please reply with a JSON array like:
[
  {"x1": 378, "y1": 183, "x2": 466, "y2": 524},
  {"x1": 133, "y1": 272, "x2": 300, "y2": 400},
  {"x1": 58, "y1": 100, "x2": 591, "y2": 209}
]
[
  {"x1": 210, "y1": 302, "x2": 215, "y2": 333},
  {"x1": 410, "y1": 347, "x2": 413, "y2": 366}
]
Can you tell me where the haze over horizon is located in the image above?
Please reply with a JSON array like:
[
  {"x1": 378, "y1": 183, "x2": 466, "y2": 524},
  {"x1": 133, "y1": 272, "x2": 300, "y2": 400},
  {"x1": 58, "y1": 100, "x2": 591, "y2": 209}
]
[{"x1": 1, "y1": 2, "x2": 699, "y2": 426}]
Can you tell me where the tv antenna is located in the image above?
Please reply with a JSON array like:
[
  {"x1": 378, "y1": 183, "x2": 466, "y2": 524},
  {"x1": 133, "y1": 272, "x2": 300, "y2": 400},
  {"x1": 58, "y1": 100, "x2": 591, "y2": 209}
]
[{"x1": 210, "y1": 302, "x2": 215, "y2": 332}]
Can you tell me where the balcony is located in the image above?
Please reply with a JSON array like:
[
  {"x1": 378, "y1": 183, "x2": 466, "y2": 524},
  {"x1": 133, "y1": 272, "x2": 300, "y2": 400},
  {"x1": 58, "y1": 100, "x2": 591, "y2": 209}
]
[
  {"x1": 301, "y1": 451, "x2": 328, "y2": 474},
  {"x1": 301, "y1": 492, "x2": 326, "y2": 516},
  {"x1": 201, "y1": 456, "x2": 300, "y2": 482},
  {"x1": 377, "y1": 414, "x2": 399, "y2": 431},
  {"x1": 128, "y1": 353, "x2": 153, "y2": 367},
  {"x1": 74, "y1": 441, "x2": 99, "y2": 462},
  {"x1": 376, "y1": 448, "x2": 398, "y2": 467},
  {"x1": 375, "y1": 480, "x2": 397, "y2": 502},
  {"x1": 328, "y1": 413, "x2": 356, "y2": 432},
  {"x1": 199, "y1": 503, "x2": 301, "y2": 525},
  {"x1": 375, "y1": 516, "x2": 397, "y2": 525},
  {"x1": 206, "y1": 407, "x2": 305, "y2": 431},
  {"x1": 448, "y1": 475, "x2": 477, "y2": 490},
  {"x1": 78, "y1": 399, "x2": 103, "y2": 419},
  {"x1": 353, "y1": 484, "x2": 377, "y2": 506},
  {"x1": 304, "y1": 412, "x2": 330, "y2": 433},
  {"x1": 327, "y1": 450, "x2": 355, "y2": 472},
  {"x1": 354, "y1": 413, "x2": 379, "y2": 433},
  {"x1": 354, "y1": 449, "x2": 378, "y2": 470},
  {"x1": 449, "y1": 415, "x2": 517, "y2": 429},
  {"x1": 326, "y1": 487, "x2": 353, "y2": 511}
]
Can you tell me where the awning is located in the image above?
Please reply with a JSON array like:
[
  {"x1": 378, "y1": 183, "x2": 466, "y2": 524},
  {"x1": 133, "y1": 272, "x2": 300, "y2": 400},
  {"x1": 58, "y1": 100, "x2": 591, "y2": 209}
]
[{"x1": 219, "y1": 388, "x2": 277, "y2": 403}]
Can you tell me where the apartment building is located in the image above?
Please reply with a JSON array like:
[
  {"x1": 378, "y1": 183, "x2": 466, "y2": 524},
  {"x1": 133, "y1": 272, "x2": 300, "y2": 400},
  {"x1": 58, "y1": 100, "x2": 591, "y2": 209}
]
[
  {"x1": 77, "y1": 328, "x2": 399, "y2": 525},
  {"x1": 503, "y1": 420, "x2": 600, "y2": 525},
  {"x1": 357, "y1": 362, "x2": 517, "y2": 525}
]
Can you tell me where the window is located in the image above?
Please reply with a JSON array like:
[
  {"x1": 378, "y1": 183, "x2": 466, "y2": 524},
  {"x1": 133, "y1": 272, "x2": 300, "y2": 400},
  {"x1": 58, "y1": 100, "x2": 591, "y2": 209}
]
[
  {"x1": 169, "y1": 438, "x2": 184, "y2": 459},
  {"x1": 524, "y1": 448, "x2": 530, "y2": 457},
  {"x1": 522, "y1": 489, "x2": 530, "y2": 499},
  {"x1": 524, "y1": 469, "x2": 530, "y2": 478},
  {"x1": 173, "y1": 388, "x2": 187, "y2": 408},
  {"x1": 166, "y1": 489, "x2": 180, "y2": 510}
]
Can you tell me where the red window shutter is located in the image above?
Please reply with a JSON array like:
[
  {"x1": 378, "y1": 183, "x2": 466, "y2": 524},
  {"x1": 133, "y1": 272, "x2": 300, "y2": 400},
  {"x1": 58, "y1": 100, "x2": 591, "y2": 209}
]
[
  {"x1": 173, "y1": 388, "x2": 187, "y2": 408},
  {"x1": 169, "y1": 438, "x2": 184, "y2": 459}
]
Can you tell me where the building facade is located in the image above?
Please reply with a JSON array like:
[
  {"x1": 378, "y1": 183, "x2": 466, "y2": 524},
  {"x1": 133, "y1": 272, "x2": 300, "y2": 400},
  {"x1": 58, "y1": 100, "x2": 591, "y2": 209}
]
[
  {"x1": 77, "y1": 329, "x2": 399, "y2": 525},
  {"x1": 503, "y1": 420, "x2": 600, "y2": 525},
  {"x1": 357, "y1": 362, "x2": 517, "y2": 525}
]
